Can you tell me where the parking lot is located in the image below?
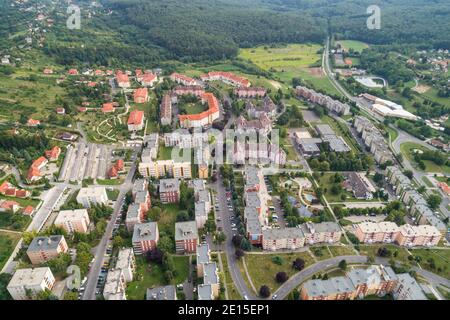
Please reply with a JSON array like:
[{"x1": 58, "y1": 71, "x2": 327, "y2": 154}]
[{"x1": 59, "y1": 142, "x2": 113, "y2": 182}]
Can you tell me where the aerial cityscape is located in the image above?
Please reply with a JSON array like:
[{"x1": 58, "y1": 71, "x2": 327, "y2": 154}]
[{"x1": 0, "y1": 0, "x2": 449, "y2": 305}]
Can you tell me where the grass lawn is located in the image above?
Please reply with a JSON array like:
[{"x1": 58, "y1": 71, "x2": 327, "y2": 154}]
[
  {"x1": 0, "y1": 211, "x2": 32, "y2": 231},
  {"x1": 409, "y1": 249, "x2": 450, "y2": 280},
  {"x1": 336, "y1": 40, "x2": 369, "y2": 53},
  {"x1": 182, "y1": 102, "x2": 207, "y2": 115},
  {"x1": 126, "y1": 255, "x2": 189, "y2": 300},
  {"x1": 400, "y1": 142, "x2": 450, "y2": 174},
  {"x1": 310, "y1": 246, "x2": 333, "y2": 260},
  {"x1": 0, "y1": 231, "x2": 21, "y2": 270},
  {"x1": 316, "y1": 172, "x2": 356, "y2": 202},
  {"x1": 386, "y1": 126, "x2": 399, "y2": 142},
  {"x1": 421, "y1": 176, "x2": 434, "y2": 188},
  {"x1": 157, "y1": 145, "x2": 174, "y2": 161},
  {"x1": 0, "y1": 195, "x2": 40, "y2": 209},
  {"x1": 220, "y1": 253, "x2": 241, "y2": 300},
  {"x1": 96, "y1": 178, "x2": 124, "y2": 186},
  {"x1": 244, "y1": 252, "x2": 315, "y2": 293},
  {"x1": 106, "y1": 189, "x2": 120, "y2": 201},
  {"x1": 358, "y1": 244, "x2": 411, "y2": 264},
  {"x1": 239, "y1": 44, "x2": 341, "y2": 97},
  {"x1": 158, "y1": 203, "x2": 180, "y2": 235},
  {"x1": 328, "y1": 245, "x2": 357, "y2": 257}
]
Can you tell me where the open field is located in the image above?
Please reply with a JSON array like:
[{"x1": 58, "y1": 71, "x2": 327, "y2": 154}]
[
  {"x1": 244, "y1": 252, "x2": 315, "y2": 293},
  {"x1": 126, "y1": 255, "x2": 189, "y2": 300},
  {"x1": 358, "y1": 244, "x2": 411, "y2": 264},
  {"x1": 400, "y1": 142, "x2": 450, "y2": 174},
  {"x1": 239, "y1": 44, "x2": 341, "y2": 97},
  {"x1": 0, "y1": 231, "x2": 21, "y2": 270},
  {"x1": 336, "y1": 40, "x2": 369, "y2": 53},
  {"x1": 410, "y1": 248, "x2": 450, "y2": 280},
  {"x1": 328, "y1": 245, "x2": 357, "y2": 257}
]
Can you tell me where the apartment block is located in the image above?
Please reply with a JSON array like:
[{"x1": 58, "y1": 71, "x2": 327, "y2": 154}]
[
  {"x1": 132, "y1": 222, "x2": 159, "y2": 255},
  {"x1": 27, "y1": 235, "x2": 69, "y2": 265},
  {"x1": 115, "y1": 248, "x2": 136, "y2": 282},
  {"x1": 7, "y1": 267, "x2": 55, "y2": 300},
  {"x1": 76, "y1": 187, "x2": 108, "y2": 208},
  {"x1": 125, "y1": 203, "x2": 144, "y2": 232},
  {"x1": 54, "y1": 209, "x2": 91, "y2": 234},
  {"x1": 175, "y1": 221, "x2": 198, "y2": 254},
  {"x1": 196, "y1": 244, "x2": 211, "y2": 277},
  {"x1": 103, "y1": 269, "x2": 127, "y2": 300},
  {"x1": 159, "y1": 178, "x2": 180, "y2": 204}
]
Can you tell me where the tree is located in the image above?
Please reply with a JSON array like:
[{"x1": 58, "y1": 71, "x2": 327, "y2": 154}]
[
  {"x1": 338, "y1": 259, "x2": 347, "y2": 271},
  {"x1": 146, "y1": 248, "x2": 164, "y2": 264},
  {"x1": 63, "y1": 291, "x2": 78, "y2": 300},
  {"x1": 403, "y1": 170, "x2": 413, "y2": 179},
  {"x1": 232, "y1": 234, "x2": 243, "y2": 247},
  {"x1": 158, "y1": 236, "x2": 174, "y2": 254},
  {"x1": 214, "y1": 231, "x2": 226, "y2": 245},
  {"x1": 240, "y1": 237, "x2": 252, "y2": 251},
  {"x1": 259, "y1": 285, "x2": 271, "y2": 298},
  {"x1": 148, "y1": 207, "x2": 162, "y2": 221},
  {"x1": 112, "y1": 235, "x2": 124, "y2": 249},
  {"x1": 377, "y1": 247, "x2": 391, "y2": 258},
  {"x1": 275, "y1": 271, "x2": 288, "y2": 283},
  {"x1": 204, "y1": 219, "x2": 217, "y2": 233},
  {"x1": 0, "y1": 274, "x2": 12, "y2": 300},
  {"x1": 235, "y1": 248, "x2": 245, "y2": 260},
  {"x1": 292, "y1": 258, "x2": 305, "y2": 271},
  {"x1": 427, "y1": 194, "x2": 442, "y2": 210}
]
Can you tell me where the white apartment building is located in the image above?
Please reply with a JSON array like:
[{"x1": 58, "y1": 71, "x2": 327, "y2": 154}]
[
  {"x1": 54, "y1": 209, "x2": 91, "y2": 234},
  {"x1": 76, "y1": 187, "x2": 108, "y2": 208},
  {"x1": 7, "y1": 267, "x2": 55, "y2": 300},
  {"x1": 115, "y1": 248, "x2": 136, "y2": 282}
]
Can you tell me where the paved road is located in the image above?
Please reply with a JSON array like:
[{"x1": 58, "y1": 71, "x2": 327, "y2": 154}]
[
  {"x1": 213, "y1": 174, "x2": 259, "y2": 300},
  {"x1": 82, "y1": 152, "x2": 138, "y2": 300},
  {"x1": 273, "y1": 255, "x2": 450, "y2": 300}
]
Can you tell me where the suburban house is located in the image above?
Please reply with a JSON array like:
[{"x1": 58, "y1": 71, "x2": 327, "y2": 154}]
[
  {"x1": 133, "y1": 88, "x2": 149, "y2": 104},
  {"x1": 141, "y1": 72, "x2": 157, "y2": 87},
  {"x1": 127, "y1": 110, "x2": 145, "y2": 131},
  {"x1": 170, "y1": 73, "x2": 198, "y2": 86},
  {"x1": 45, "y1": 146, "x2": 61, "y2": 162},
  {"x1": 102, "y1": 102, "x2": 115, "y2": 113},
  {"x1": 116, "y1": 71, "x2": 130, "y2": 88}
]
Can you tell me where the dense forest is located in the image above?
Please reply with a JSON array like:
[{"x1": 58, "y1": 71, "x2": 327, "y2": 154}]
[{"x1": 1, "y1": 0, "x2": 450, "y2": 65}]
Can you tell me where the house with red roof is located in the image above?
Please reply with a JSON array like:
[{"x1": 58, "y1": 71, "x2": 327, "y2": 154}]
[
  {"x1": 200, "y1": 71, "x2": 250, "y2": 87},
  {"x1": 43, "y1": 68, "x2": 53, "y2": 75},
  {"x1": 135, "y1": 69, "x2": 143, "y2": 82},
  {"x1": 127, "y1": 110, "x2": 145, "y2": 131},
  {"x1": 22, "y1": 205, "x2": 35, "y2": 216},
  {"x1": 102, "y1": 103, "x2": 115, "y2": 113},
  {"x1": 78, "y1": 107, "x2": 87, "y2": 113},
  {"x1": 178, "y1": 93, "x2": 220, "y2": 128},
  {"x1": 438, "y1": 182, "x2": 450, "y2": 196},
  {"x1": 173, "y1": 86, "x2": 205, "y2": 97},
  {"x1": 116, "y1": 71, "x2": 130, "y2": 88},
  {"x1": 27, "y1": 167, "x2": 41, "y2": 182},
  {"x1": 27, "y1": 119, "x2": 41, "y2": 127},
  {"x1": 115, "y1": 159, "x2": 124, "y2": 172},
  {"x1": 0, "y1": 200, "x2": 20, "y2": 213},
  {"x1": 141, "y1": 72, "x2": 157, "y2": 87},
  {"x1": 87, "y1": 81, "x2": 97, "y2": 87},
  {"x1": 234, "y1": 87, "x2": 266, "y2": 98},
  {"x1": 170, "y1": 73, "x2": 198, "y2": 86},
  {"x1": 68, "y1": 69, "x2": 78, "y2": 75},
  {"x1": 45, "y1": 146, "x2": 61, "y2": 162},
  {"x1": 94, "y1": 70, "x2": 105, "y2": 76},
  {"x1": 0, "y1": 181, "x2": 31, "y2": 198},
  {"x1": 56, "y1": 107, "x2": 65, "y2": 115},
  {"x1": 0, "y1": 181, "x2": 11, "y2": 194},
  {"x1": 108, "y1": 166, "x2": 118, "y2": 179},
  {"x1": 32, "y1": 156, "x2": 48, "y2": 170},
  {"x1": 134, "y1": 88, "x2": 149, "y2": 104}
]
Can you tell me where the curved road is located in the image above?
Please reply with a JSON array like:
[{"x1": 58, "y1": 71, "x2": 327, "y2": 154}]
[{"x1": 273, "y1": 255, "x2": 450, "y2": 300}]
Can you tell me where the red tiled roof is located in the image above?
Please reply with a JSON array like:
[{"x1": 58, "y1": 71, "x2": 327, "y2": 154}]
[
  {"x1": 0, "y1": 200, "x2": 20, "y2": 210},
  {"x1": 170, "y1": 73, "x2": 196, "y2": 84},
  {"x1": 115, "y1": 159, "x2": 124, "y2": 172},
  {"x1": 0, "y1": 181, "x2": 10, "y2": 194},
  {"x1": 108, "y1": 166, "x2": 118, "y2": 178},
  {"x1": 141, "y1": 72, "x2": 157, "y2": 83},
  {"x1": 102, "y1": 103, "x2": 115, "y2": 113},
  {"x1": 23, "y1": 206, "x2": 34, "y2": 215},
  {"x1": 45, "y1": 146, "x2": 61, "y2": 160},
  {"x1": 87, "y1": 81, "x2": 97, "y2": 87},
  {"x1": 438, "y1": 182, "x2": 450, "y2": 195},
  {"x1": 27, "y1": 118, "x2": 40, "y2": 126},
  {"x1": 127, "y1": 110, "x2": 145, "y2": 125},
  {"x1": 27, "y1": 167, "x2": 41, "y2": 181},
  {"x1": 5, "y1": 189, "x2": 15, "y2": 196},
  {"x1": 68, "y1": 69, "x2": 78, "y2": 75},
  {"x1": 116, "y1": 71, "x2": 129, "y2": 84},
  {"x1": 178, "y1": 92, "x2": 219, "y2": 122},
  {"x1": 32, "y1": 156, "x2": 47, "y2": 169},
  {"x1": 134, "y1": 88, "x2": 148, "y2": 102},
  {"x1": 15, "y1": 189, "x2": 28, "y2": 198},
  {"x1": 200, "y1": 71, "x2": 250, "y2": 87}
]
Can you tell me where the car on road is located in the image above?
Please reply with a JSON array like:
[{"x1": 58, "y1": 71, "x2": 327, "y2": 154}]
[
  {"x1": 244, "y1": 295, "x2": 249, "y2": 300},
  {"x1": 272, "y1": 294, "x2": 278, "y2": 300}
]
